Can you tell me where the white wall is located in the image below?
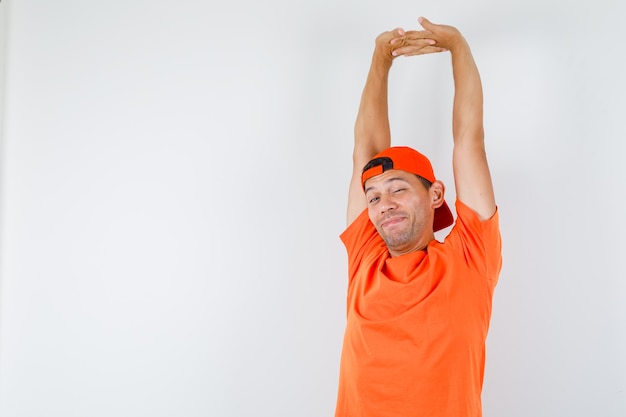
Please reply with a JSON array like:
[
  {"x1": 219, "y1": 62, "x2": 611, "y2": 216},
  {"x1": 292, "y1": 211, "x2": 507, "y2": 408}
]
[{"x1": 1, "y1": 1, "x2": 624, "y2": 416}]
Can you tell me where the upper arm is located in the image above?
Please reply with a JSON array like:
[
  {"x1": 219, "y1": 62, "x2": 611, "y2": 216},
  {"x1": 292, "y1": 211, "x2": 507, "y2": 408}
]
[
  {"x1": 346, "y1": 148, "x2": 373, "y2": 226},
  {"x1": 347, "y1": 173, "x2": 366, "y2": 226},
  {"x1": 452, "y1": 137, "x2": 496, "y2": 221}
]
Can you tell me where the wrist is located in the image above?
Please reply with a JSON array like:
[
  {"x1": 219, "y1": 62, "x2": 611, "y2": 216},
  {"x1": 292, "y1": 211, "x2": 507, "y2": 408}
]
[
  {"x1": 447, "y1": 36, "x2": 469, "y2": 55},
  {"x1": 372, "y1": 47, "x2": 394, "y2": 69}
]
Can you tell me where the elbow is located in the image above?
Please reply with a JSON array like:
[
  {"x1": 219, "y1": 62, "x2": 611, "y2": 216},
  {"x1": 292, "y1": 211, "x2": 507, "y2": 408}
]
[
  {"x1": 453, "y1": 125, "x2": 485, "y2": 147},
  {"x1": 352, "y1": 138, "x2": 386, "y2": 168}
]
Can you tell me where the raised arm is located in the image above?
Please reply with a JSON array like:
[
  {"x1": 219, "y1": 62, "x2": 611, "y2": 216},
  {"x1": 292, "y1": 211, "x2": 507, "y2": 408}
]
[
  {"x1": 346, "y1": 30, "x2": 396, "y2": 225},
  {"x1": 347, "y1": 29, "x2": 443, "y2": 225},
  {"x1": 417, "y1": 17, "x2": 496, "y2": 220}
]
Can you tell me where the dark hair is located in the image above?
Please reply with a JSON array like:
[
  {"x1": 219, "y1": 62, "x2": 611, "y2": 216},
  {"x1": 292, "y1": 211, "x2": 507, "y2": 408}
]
[{"x1": 416, "y1": 175, "x2": 432, "y2": 190}]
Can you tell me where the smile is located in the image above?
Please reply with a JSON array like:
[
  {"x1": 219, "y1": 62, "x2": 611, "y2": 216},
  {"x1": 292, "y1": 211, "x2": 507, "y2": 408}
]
[{"x1": 381, "y1": 216, "x2": 406, "y2": 228}]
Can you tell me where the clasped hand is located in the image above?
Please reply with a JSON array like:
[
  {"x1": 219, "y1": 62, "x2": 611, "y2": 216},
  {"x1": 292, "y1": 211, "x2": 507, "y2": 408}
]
[{"x1": 375, "y1": 17, "x2": 466, "y2": 60}]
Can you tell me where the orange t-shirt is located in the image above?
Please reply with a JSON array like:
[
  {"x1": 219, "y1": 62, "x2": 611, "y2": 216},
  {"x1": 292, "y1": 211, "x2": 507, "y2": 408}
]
[{"x1": 335, "y1": 200, "x2": 502, "y2": 417}]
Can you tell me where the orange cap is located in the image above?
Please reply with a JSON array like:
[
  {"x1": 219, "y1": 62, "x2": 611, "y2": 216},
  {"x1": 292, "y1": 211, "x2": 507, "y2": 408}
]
[{"x1": 361, "y1": 146, "x2": 454, "y2": 232}]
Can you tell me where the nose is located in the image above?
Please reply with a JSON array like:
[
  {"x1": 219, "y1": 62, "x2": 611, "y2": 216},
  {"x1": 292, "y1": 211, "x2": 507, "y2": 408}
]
[{"x1": 379, "y1": 193, "x2": 396, "y2": 214}]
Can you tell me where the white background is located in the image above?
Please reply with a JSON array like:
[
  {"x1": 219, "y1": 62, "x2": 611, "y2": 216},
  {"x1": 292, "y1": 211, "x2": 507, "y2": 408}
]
[{"x1": 1, "y1": 1, "x2": 625, "y2": 416}]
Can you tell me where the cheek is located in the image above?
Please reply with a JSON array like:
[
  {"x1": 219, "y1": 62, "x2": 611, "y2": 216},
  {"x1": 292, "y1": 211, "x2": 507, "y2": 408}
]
[
  {"x1": 367, "y1": 207, "x2": 386, "y2": 230},
  {"x1": 367, "y1": 207, "x2": 377, "y2": 223},
  {"x1": 405, "y1": 196, "x2": 429, "y2": 215}
]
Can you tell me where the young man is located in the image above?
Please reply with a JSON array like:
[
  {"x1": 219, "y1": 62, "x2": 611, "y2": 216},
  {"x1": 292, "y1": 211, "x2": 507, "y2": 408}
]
[{"x1": 335, "y1": 17, "x2": 502, "y2": 417}]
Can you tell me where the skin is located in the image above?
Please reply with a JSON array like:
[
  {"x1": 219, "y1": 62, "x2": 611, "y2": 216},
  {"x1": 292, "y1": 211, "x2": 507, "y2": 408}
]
[{"x1": 347, "y1": 17, "x2": 496, "y2": 256}]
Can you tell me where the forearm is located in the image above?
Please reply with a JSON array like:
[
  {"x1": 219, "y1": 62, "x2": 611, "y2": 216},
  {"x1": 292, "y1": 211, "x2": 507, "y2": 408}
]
[
  {"x1": 353, "y1": 50, "x2": 394, "y2": 162},
  {"x1": 450, "y1": 39, "x2": 484, "y2": 147}
]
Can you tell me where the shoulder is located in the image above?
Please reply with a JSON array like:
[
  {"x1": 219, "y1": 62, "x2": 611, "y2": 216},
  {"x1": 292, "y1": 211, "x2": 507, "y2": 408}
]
[
  {"x1": 453, "y1": 199, "x2": 500, "y2": 239},
  {"x1": 341, "y1": 209, "x2": 388, "y2": 279},
  {"x1": 441, "y1": 200, "x2": 502, "y2": 280},
  {"x1": 341, "y1": 209, "x2": 382, "y2": 255}
]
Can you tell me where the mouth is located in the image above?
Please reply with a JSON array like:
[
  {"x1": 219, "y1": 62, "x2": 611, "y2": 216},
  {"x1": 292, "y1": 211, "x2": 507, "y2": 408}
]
[{"x1": 380, "y1": 216, "x2": 406, "y2": 229}]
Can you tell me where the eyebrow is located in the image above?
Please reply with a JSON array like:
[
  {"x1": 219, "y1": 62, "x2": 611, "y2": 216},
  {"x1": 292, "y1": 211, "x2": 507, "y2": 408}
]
[{"x1": 364, "y1": 177, "x2": 411, "y2": 194}]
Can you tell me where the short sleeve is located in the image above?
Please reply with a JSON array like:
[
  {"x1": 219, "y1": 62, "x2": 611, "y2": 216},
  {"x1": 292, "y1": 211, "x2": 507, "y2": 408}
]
[
  {"x1": 445, "y1": 200, "x2": 502, "y2": 287},
  {"x1": 340, "y1": 209, "x2": 386, "y2": 284}
]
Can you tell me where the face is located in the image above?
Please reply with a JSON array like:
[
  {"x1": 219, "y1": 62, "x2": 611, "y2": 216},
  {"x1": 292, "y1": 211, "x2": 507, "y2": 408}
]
[{"x1": 364, "y1": 169, "x2": 437, "y2": 256}]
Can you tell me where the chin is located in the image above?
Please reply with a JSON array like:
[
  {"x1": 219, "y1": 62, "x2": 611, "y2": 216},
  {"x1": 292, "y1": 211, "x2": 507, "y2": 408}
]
[{"x1": 381, "y1": 233, "x2": 412, "y2": 250}]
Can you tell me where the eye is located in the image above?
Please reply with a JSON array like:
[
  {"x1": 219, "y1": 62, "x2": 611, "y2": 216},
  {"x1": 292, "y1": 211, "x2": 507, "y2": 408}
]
[
  {"x1": 367, "y1": 196, "x2": 380, "y2": 205},
  {"x1": 392, "y1": 188, "x2": 405, "y2": 193}
]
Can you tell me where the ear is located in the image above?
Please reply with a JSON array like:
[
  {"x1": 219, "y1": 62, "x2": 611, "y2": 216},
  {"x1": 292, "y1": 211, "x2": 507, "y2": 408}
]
[{"x1": 429, "y1": 180, "x2": 446, "y2": 209}]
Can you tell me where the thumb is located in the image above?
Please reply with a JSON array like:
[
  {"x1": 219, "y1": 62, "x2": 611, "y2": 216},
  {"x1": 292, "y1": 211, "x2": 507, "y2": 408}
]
[{"x1": 418, "y1": 16, "x2": 434, "y2": 29}]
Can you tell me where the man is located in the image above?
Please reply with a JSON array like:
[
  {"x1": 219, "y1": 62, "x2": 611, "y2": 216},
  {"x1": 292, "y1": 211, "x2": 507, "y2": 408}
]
[{"x1": 335, "y1": 17, "x2": 502, "y2": 417}]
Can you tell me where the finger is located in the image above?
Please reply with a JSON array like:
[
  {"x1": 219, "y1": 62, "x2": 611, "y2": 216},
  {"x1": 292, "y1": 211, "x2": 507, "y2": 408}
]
[
  {"x1": 389, "y1": 27, "x2": 407, "y2": 45},
  {"x1": 401, "y1": 29, "x2": 435, "y2": 39},
  {"x1": 418, "y1": 16, "x2": 436, "y2": 30},
  {"x1": 402, "y1": 37, "x2": 436, "y2": 46},
  {"x1": 397, "y1": 30, "x2": 438, "y2": 47},
  {"x1": 377, "y1": 27, "x2": 405, "y2": 45},
  {"x1": 393, "y1": 45, "x2": 447, "y2": 57},
  {"x1": 391, "y1": 38, "x2": 435, "y2": 55},
  {"x1": 404, "y1": 45, "x2": 447, "y2": 56}
]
